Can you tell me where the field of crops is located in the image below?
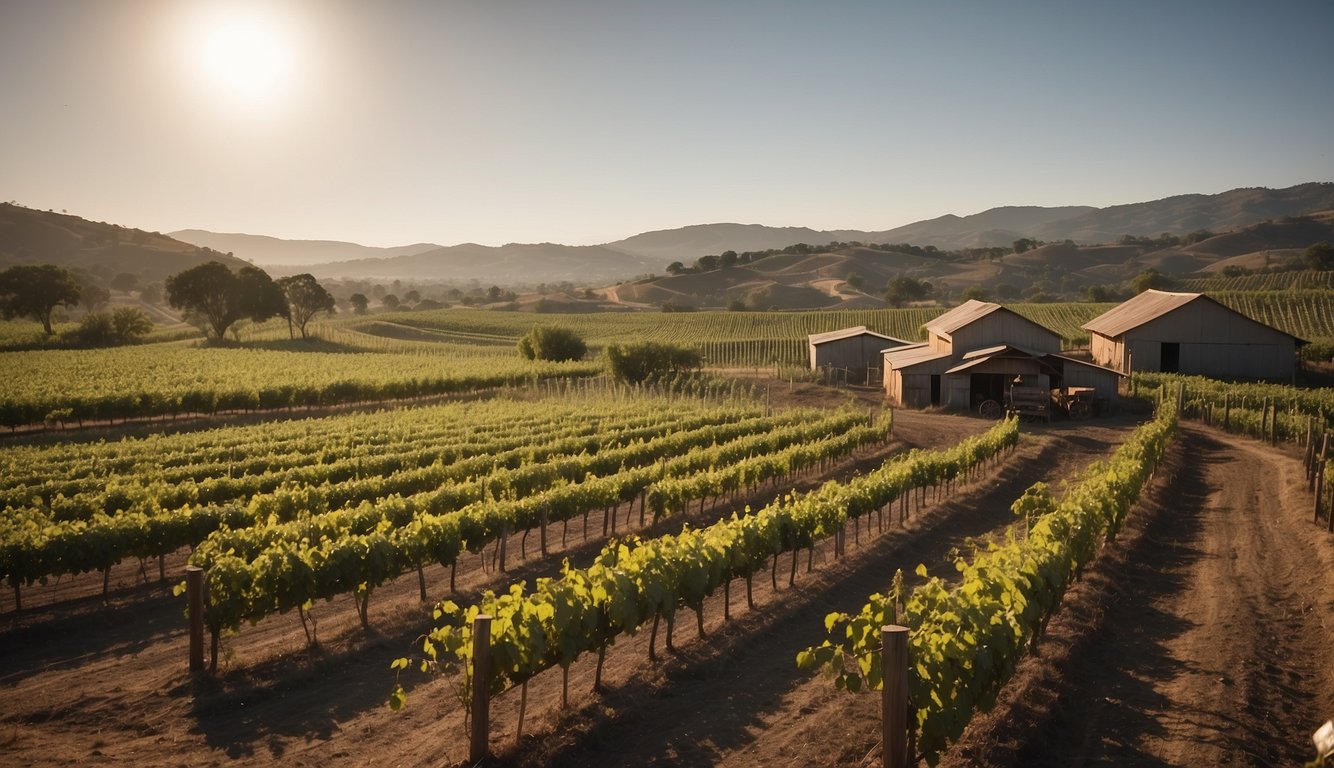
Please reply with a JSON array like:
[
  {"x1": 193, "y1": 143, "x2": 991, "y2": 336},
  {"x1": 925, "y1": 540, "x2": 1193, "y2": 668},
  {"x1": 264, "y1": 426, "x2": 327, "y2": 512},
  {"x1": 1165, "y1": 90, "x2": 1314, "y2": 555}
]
[{"x1": 0, "y1": 345, "x2": 599, "y2": 427}]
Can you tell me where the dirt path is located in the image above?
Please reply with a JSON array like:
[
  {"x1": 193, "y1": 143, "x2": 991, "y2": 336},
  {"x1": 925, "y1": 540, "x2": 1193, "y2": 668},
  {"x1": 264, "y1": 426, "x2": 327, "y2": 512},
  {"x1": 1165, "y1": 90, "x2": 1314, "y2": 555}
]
[{"x1": 941, "y1": 425, "x2": 1334, "y2": 768}]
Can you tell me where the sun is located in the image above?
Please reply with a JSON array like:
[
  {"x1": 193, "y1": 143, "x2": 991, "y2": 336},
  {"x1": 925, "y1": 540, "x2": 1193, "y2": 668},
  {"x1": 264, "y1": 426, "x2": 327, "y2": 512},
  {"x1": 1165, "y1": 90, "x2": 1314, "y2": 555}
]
[{"x1": 179, "y1": 3, "x2": 302, "y2": 108}]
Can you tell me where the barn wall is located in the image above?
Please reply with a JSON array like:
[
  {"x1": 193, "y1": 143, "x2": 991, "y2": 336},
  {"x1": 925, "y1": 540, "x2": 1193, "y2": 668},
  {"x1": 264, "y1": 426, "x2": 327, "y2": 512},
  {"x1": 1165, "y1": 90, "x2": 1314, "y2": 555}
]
[
  {"x1": 899, "y1": 373, "x2": 934, "y2": 408},
  {"x1": 948, "y1": 312, "x2": 1061, "y2": 355},
  {"x1": 1122, "y1": 301, "x2": 1296, "y2": 379},
  {"x1": 1062, "y1": 365, "x2": 1120, "y2": 400},
  {"x1": 1089, "y1": 334, "x2": 1124, "y2": 371}
]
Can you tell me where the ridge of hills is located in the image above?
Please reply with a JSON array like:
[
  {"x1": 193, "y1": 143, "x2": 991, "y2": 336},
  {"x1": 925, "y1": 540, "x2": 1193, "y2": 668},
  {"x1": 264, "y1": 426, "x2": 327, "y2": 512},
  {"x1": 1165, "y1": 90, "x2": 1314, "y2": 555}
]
[
  {"x1": 167, "y1": 182, "x2": 1334, "y2": 283},
  {"x1": 614, "y1": 211, "x2": 1334, "y2": 310}
]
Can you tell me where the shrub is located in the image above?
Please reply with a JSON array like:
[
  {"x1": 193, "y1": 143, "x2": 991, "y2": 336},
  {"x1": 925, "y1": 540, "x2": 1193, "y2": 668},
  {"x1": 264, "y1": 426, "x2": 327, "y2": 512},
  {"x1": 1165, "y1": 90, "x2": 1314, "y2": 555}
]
[
  {"x1": 604, "y1": 341, "x2": 701, "y2": 383},
  {"x1": 517, "y1": 326, "x2": 587, "y2": 362}
]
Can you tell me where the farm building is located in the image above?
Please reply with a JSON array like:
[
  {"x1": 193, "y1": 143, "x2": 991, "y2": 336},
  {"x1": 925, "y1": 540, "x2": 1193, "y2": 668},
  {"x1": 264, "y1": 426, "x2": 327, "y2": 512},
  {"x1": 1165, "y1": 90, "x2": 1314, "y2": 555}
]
[
  {"x1": 884, "y1": 300, "x2": 1121, "y2": 414},
  {"x1": 807, "y1": 326, "x2": 911, "y2": 385},
  {"x1": 1083, "y1": 290, "x2": 1302, "y2": 380}
]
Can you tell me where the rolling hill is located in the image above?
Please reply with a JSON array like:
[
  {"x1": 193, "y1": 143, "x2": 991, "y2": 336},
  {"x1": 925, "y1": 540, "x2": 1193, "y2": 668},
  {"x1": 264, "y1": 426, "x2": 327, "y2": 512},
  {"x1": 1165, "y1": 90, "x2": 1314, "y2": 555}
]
[{"x1": 0, "y1": 204, "x2": 250, "y2": 284}]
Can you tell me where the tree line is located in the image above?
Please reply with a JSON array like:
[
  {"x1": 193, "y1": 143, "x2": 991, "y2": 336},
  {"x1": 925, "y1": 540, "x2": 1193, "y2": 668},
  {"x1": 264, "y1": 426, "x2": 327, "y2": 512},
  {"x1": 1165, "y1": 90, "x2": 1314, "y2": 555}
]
[{"x1": 0, "y1": 261, "x2": 336, "y2": 346}]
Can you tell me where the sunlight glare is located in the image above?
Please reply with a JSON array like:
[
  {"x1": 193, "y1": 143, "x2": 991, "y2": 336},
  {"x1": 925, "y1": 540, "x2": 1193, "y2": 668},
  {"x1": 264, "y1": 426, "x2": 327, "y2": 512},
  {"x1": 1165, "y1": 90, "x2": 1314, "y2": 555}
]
[{"x1": 181, "y1": 3, "x2": 303, "y2": 109}]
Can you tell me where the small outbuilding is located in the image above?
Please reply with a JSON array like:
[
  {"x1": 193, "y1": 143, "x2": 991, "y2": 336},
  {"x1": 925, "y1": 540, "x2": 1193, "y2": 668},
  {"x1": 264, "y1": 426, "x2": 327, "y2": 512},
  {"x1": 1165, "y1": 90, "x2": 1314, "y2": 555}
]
[
  {"x1": 884, "y1": 300, "x2": 1121, "y2": 414},
  {"x1": 1082, "y1": 290, "x2": 1303, "y2": 380},
  {"x1": 808, "y1": 326, "x2": 912, "y2": 385}
]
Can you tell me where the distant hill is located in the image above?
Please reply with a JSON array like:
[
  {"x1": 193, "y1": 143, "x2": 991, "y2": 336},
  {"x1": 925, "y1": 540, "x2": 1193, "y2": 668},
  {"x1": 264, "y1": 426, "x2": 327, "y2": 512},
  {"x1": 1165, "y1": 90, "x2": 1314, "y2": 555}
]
[
  {"x1": 169, "y1": 230, "x2": 441, "y2": 267},
  {"x1": 0, "y1": 204, "x2": 250, "y2": 284},
  {"x1": 297, "y1": 242, "x2": 661, "y2": 284},
  {"x1": 603, "y1": 183, "x2": 1334, "y2": 264},
  {"x1": 615, "y1": 212, "x2": 1334, "y2": 310}
]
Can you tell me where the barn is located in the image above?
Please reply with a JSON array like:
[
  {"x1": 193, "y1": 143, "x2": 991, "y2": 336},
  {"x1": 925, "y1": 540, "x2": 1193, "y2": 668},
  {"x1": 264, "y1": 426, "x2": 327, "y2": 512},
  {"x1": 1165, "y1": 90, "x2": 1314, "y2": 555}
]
[
  {"x1": 1083, "y1": 290, "x2": 1303, "y2": 380},
  {"x1": 884, "y1": 300, "x2": 1121, "y2": 414},
  {"x1": 807, "y1": 326, "x2": 911, "y2": 385}
]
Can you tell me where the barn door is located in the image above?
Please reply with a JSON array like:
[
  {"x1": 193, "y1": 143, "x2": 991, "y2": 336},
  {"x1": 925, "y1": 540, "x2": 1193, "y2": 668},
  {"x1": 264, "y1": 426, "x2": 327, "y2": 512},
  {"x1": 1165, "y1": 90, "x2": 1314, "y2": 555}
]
[{"x1": 1160, "y1": 342, "x2": 1180, "y2": 373}]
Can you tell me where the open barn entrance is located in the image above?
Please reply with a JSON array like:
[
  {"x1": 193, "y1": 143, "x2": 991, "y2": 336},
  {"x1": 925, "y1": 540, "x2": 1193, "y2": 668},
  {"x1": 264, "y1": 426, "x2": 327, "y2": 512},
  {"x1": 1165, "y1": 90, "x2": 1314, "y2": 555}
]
[{"x1": 969, "y1": 373, "x2": 1005, "y2": 412}]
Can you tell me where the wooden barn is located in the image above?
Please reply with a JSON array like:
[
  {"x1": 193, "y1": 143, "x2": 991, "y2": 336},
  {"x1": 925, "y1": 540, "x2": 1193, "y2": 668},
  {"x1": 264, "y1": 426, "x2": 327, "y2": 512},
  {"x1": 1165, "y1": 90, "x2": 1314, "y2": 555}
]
[
  {"x1": 807, "y1": 326, "x2": 911, "y2": 385},
  {"x1": 884, "y1": 300, "x2": 1121, "y2": 414},
  {"x1": 1083, "y1": 290, "x2": 1303, "y2": 380}
]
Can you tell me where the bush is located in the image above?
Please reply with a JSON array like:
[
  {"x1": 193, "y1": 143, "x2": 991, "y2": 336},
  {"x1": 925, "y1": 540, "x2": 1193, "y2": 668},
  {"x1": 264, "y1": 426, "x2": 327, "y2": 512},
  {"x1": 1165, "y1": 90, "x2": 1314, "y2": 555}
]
[
  {"x1": 66, "y1": 306, "x2": 153, "y2": 347},
  {"x1": 517, "y1": 326, "x2": 587, "y2": 362},
  {"x1": 604, "y1": 341, "x2": 701, "y2": 383}
]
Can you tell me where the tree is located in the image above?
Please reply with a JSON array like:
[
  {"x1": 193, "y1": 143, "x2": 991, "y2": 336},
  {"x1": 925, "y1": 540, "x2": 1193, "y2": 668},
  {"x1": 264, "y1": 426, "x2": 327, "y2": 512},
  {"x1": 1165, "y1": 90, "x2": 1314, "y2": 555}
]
[
  {"x1": 882, "y1": 275, "x2": 932, "y2": 307},
  {"x1": 666, "y1": 261, "x2": 686, "y2": 276},
  {"x1": 961, "y1": 285, "x2": 988, "y2": 301},
  {"x1": 404, "y1": 289, "x2": 421, "y2": 304},
  {"x1": 80, "y1": 284, "x2": 111, "y2": 312},
  {"x1": 277, "y1": 273, "x2": 335, "y2": 339},
  {"x1": 382, "y1": 294, "x2": 400, "y2": 310},
  {"x1": 1129, "y1": 268, "x2": 1175, "y2": 294},
  {"x1": 140, "y1": 283, "x2": 162, "y2": 304},
  {"x1": 165, "y1": 261, "x2": 285, "y2": 340},
  {"x1": 1303, "y1": 241, "x2": 1334, "y2": 270},
  {"x1": 727, "y1": 298, "x2": 748, "y2": 312},
  {"x1": 1013, "y1": 238, "x2": 1035, "y2": 254},
  {"x1": 486, "y1": 285, "x2": 503, "y2": 303},
  {"x1": 349, "y1": 293, "x2": 369, "y2": 314},
  {"x1": 110, "y1": 273, "x2": 139, "y2": 292},
  {"x1": 604, "y1": 341, "x2": 701, "y2": 383},
  {"x1": 517, "y1": 326, "x2": 586, "y2": 362},
  {"x1": 845, "y1": 272, "x2": 865, "y2": 291},
  {"x1": 237, "y1": 266, "x2": 287, "y2": 324},
  {"x1": 0, "y1": 264, "x2": 83, "y2": 334},
  {"x1": 719, "y1": 250, "x2": 738, "y2": 269}
]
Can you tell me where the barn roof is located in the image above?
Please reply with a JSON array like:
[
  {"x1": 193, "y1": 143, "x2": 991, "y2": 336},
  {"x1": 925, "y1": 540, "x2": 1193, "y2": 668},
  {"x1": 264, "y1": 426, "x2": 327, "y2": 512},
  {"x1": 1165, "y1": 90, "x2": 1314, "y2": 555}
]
[
  {"x1": 925, "y1": 300, "x2": 1060, "y2": 341},
  {"x1": 925, "y1": 300, "x2": 1001, "y2": 336},
  {"x1": 882, "y1": 343, "x2": 951, "y2": 370},
  {"x1": 1082, "y1": 289, "x2": 1305, "y2": 342},
  {"x1": 808, "y1": 326, "x2": 911, "y2": 346},
  {"x1": 1080, "y1": 290, "x2": 1199, "y2": 338}
]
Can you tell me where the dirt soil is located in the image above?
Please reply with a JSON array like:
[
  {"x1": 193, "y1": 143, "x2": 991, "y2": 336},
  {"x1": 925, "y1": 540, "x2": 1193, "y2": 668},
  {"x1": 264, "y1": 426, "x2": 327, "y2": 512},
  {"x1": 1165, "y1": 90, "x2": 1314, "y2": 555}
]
[
  {"x1": 940, "y1": 424, "x2": 1334, "y2": 768},
  {"x1": 2, "y1": 411, "x2": 1330, "y2": 768}
]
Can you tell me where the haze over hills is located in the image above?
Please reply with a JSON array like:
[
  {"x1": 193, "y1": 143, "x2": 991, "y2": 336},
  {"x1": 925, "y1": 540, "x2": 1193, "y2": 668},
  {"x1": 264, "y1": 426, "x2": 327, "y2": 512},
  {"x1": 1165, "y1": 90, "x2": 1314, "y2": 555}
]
[
  {"x1": 168, "y1": 183, "x2": 1334, "y2": 283},
  {"x1": 168, "y1": 229, "x2": 441, "y2": 267}
]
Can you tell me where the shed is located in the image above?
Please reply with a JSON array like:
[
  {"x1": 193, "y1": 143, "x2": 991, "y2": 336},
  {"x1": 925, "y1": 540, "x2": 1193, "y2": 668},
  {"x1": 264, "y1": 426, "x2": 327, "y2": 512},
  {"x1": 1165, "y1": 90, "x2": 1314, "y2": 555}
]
[
  {"x1": 808, "y1": 326, "x2": 912, "y2": 385},
  {"x1": 1082, "y1": 290, "x2": 1303, "y2": 380}
]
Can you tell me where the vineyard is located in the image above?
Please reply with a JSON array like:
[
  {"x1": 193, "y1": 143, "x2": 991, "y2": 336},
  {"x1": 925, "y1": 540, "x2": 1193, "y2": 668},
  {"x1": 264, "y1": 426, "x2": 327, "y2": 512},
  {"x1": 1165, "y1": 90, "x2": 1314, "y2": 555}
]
[{"x1": 2, "y1": 303, "x2": 1333, "y2": 766}]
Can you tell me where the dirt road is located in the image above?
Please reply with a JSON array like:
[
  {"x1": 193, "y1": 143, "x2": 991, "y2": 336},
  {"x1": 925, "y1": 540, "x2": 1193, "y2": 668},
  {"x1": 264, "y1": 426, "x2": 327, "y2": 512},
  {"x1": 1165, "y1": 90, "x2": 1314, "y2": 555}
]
[{"x1": 943, "y1": 425, "x2": 1334, "y2": 768}]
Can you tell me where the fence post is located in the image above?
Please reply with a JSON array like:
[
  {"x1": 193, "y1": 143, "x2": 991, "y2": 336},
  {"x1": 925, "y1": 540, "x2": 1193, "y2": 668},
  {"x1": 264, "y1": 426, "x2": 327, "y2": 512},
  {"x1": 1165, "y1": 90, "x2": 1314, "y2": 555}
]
[
  {"x1": 470, "y1": 614, "x2": 493, "y2": 764},
  {"x1": 882, "y1": 625, "x2": 910, "y2": 768},
  {"x1": 186, "y1": 565, "x2": 205, "y2": 673}
]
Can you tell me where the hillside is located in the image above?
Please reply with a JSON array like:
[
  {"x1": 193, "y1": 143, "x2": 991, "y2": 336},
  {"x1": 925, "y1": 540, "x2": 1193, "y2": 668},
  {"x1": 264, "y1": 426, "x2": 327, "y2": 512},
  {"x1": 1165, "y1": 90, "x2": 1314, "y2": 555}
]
[
  {"x1": 614, "y1": 213, "x2": 1334, "y2": 310},
  {"x1": 0, "y1": 204, "x2": 250, "y2": 284},
  {"x1": 169, "y1": 230, "x2": 441, "y2": 267}
]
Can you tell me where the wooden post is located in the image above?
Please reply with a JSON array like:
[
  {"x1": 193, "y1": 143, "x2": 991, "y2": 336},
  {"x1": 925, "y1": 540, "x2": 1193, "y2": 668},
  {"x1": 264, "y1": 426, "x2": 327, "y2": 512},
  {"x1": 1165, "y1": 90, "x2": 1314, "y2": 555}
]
[
  {"x1": 469, "y1": 614, "x2": 493, "y2": 764},
  {"x1": 1314, "y1": 462, "x2": 1325, "y2": 525},
  {"x1": 882, "y1": 625, "x2": 910, "y2": 768},
  {"x1": 1176, "y1": 381, "x2": 1185, "y2": 418},
  {"x1": 186, "y1": 565, "x2": 205, "y2": 673},
  {"x1": 1223, "y1": 393, "x2": 1230, "y2": 430}
]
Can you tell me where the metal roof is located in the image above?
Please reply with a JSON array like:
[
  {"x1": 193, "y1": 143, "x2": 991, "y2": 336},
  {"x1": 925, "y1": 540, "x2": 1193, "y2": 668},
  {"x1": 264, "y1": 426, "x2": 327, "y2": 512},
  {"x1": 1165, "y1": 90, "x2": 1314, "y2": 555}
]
[
  {"x1": 1080, "y1": 290, "x2": 1202, "y2": 338},
  {"x1": 808, "y1": 326, "x2": 911, "y2": 346},
  {"x1": 945, "y1": 347, "x2": 1061, "y2": 376},
  {"x1": 882, "y1": 343, "x2": 951, "y2": 370},
  {"x1": 924, "y1": 300, "x2": 1001, "y2": 337}
]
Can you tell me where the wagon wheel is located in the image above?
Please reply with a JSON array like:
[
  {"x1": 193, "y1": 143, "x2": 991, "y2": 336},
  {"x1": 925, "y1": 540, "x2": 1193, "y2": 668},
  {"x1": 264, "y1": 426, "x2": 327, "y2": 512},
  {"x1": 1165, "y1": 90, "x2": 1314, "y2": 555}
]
[
  {"x1": 1068, "y1": 400, "x2": 1092, "y2": 420},
  {"x1": 977, "y1": 399, "x2": 1003, "y2": 419}
]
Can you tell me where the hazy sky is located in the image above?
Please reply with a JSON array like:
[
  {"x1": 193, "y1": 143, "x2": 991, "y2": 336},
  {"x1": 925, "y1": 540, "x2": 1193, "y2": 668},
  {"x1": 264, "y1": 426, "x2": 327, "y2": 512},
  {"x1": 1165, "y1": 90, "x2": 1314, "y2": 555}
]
[{"x1": 2, "y1": 0, "x2": 1333, "y2": 247}]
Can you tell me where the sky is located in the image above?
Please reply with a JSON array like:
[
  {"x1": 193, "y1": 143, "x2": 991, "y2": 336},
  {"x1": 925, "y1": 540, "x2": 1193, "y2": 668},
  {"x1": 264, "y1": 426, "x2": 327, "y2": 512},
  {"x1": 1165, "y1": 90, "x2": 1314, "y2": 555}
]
[{"x1": 2, "y1": 0, "x2": 1333, "y2": 248}]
